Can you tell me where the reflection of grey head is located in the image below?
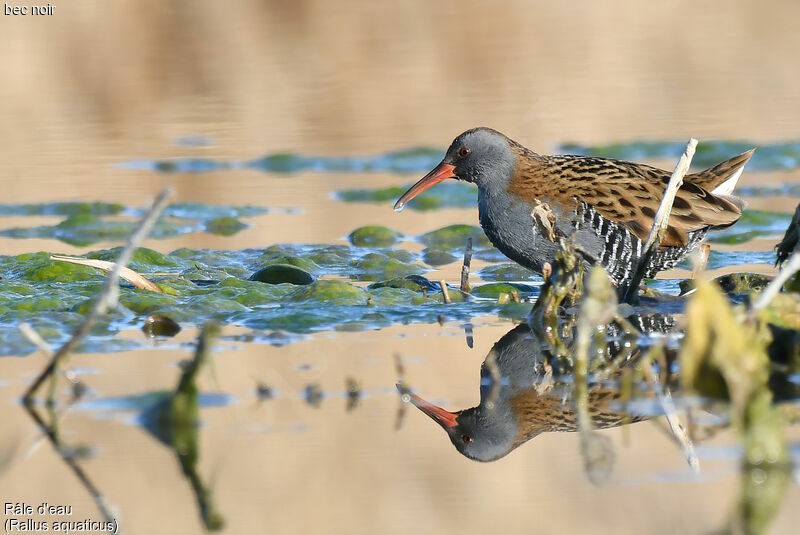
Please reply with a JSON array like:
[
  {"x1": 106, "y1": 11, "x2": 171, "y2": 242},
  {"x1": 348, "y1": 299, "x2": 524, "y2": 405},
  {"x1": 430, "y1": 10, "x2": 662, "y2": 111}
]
[
  {"x1": 443, "y1": 406, "x2": 518, "y2": 462},
  {"x1": 407, "y1": 390, "x2": 519, "y2": 462},
  {"x1": 443, "y1": 127, "x2": 516, "y2": 189}
]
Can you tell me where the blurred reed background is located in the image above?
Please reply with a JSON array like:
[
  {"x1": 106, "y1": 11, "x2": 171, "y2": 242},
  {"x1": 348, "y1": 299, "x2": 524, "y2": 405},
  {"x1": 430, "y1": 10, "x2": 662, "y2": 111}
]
[{"x1": 2, "y1": 0, "x2": 800, "y2": 164}]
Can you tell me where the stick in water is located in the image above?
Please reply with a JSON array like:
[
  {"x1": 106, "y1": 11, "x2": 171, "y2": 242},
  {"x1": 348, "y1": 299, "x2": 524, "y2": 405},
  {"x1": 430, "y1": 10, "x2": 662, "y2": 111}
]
[
  {"x1": 460, "y1": 237, "x2": 473, "y2": 293},
  {"x1": 22, "y1": 188, "x2": 174, "y2": 403},
  {"x1": 641, "y1": 354, "x2": 700, "y2": 472},
  {"x1": 49, "y1": 255, "x2": 163, "y2": 293},
  {"x1": 439, "y1": 280, "x2": 451, "y2": 304},
  {"x1": 623, "y1": 139, "x2": 698, "y2": 303}
]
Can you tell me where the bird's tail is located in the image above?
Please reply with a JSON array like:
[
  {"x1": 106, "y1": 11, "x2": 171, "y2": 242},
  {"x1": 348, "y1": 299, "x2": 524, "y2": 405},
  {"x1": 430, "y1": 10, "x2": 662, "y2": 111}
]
[{"x1": 686, "y1": 148, "x2": 755, "y2": 196}]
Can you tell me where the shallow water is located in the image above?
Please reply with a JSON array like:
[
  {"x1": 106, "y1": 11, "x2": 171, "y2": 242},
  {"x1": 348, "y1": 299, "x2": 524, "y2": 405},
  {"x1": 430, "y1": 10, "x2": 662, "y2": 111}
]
[{"x1": 3, "y1": 2, "x2": 800, "y2": 534}]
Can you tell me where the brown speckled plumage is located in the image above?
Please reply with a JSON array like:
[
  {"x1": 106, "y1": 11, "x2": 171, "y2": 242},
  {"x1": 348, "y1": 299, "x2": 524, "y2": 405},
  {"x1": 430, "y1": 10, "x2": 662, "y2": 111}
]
[
  {"x1": 508, "y1": 387, "x2": 643, "y2": 449},
  {"x1": 507, "y1": 142, "x2": 751, "y2": 248}
]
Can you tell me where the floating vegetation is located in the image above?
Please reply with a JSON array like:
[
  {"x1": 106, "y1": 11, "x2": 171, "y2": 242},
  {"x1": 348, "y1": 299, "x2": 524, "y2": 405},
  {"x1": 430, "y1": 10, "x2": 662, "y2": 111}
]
[
  {"x1": 203, "y1": 216, "x2": 247, "y2": 236},
  {"x1": 0, "y1": 201, "x2": 125, "y2": 217},
  {"x1": 709, "y1": 209, "x2": 794, "y2": 245},
  {"x1": 470, "y1": 282, "x2": 536, "y2": 300},
  {"x1": 348, "y1": 226, "x2": 402, "y2": 247},
  {"x1": 0, "y1": 202, "x2": 284, "y2": 245},
  {"x1": 10, "y1": 148, "x2": 800, "y2": 535},
  {"x1": 680, "y1": 273, "x2": 773, "y2": 298},
  {"x1": 422, "y1": 248, "x2": 458, "y2": 266},
  {"x1": 349, "y1": 251, "x2": 425, "y2": 281},
  {"x1": 477, "y1": 263, "x2": 539, "y2": 282},
  {"x1": 123, "y1": 147, "x2": 447, "y2": 175},
  {"x1": 0, "y1": 239, "x2": 539, "y2": 355},
  {"x1": 336, "y1": 182, "x2": 477, "y2": 211},
  {"x1": 418, "y1": 225, "x2": 490, "y2": 249},
  {"x1": 124, "y1": 140, "x2": 800, "y2": 177}
]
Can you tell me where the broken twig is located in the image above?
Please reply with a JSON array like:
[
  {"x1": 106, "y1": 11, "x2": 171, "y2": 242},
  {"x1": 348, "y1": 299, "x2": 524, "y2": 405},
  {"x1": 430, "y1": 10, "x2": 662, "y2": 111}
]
[
  {"x1": 22, "y1": 188, "x2": 174, "y2": 404},
  {"x1": 641, "y1": 351, "x2": 700, "y2": 472},
  {"x1": 623, "y1": 139, "x2": 697, "y2": 303},
  {"x1": 460, "y1": 237, "x2": 473, "y2": 293},
  {"x1": 50, "y1": 255, "x2": 162, "y2": 293},
  {"x1": 439, "y1": 280, "x2": 451, "y2": 304}
]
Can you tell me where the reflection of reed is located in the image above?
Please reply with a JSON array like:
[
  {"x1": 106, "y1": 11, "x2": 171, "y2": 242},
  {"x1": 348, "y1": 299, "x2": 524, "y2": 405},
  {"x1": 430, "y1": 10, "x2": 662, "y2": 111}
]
[
  {"x1": 23, "y1": 400, "x2": 119, "y2": 529},
  {"x1": 16, "y1": 188, "x2": 226, "y2": 532},
  {"x1": 147, "y1": 323, "x2": 226, "y2": 531},
  {"x1": 18, "y1": 190, "x2": 174, "y2": 534}
]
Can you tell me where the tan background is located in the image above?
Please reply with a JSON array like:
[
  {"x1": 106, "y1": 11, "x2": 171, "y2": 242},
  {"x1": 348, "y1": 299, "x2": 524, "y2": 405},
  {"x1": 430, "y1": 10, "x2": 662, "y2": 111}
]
[{"x1": 1, "y1": 1, "x2": 799, "y2": 534}]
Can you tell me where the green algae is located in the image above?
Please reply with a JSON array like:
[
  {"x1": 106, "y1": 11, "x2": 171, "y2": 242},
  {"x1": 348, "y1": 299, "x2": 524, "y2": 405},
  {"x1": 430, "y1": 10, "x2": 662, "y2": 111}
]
[
  {"x1": 88, "y1": 247, "x2": 185, "y2": 272},
  {"x1": 679, "y1": 273, "x2": 773, "y2": 297},
  {"x1": 127, "y1": 147, "x2": 448, "y2": 175},
  {"x1": 477, "y1": 263, "x2": 539, "y2": 281},
  {"x1": 348, "y1": 226, "x2": 401, "y2": 248},
  {"x1": 252, "y1": 245, "x2": 337, "y2": 275},
  {"x1": 14, "y1": 252, "x2": 103, "y2": 282},
  {"x1": 367, "y1": 275, "x2": 440, "y2": 294},
  {"x1": 289, "y1": 280, "x2": 368, "y2": 305},
  {"x1": 204, "y1": 216, "x2": 247, "y2": 236},
  {"x1": 421, "y1": 248, "x2": 458, "y2": 266},
  {"x1": 419, "y1": 224, "x2": 490, "y2": 249},
  {"x1": 709, "y1": 209, "x2": 793, "y2": 245},
  {"x1": 0, "y1": 239, "x2": 542, "y2": 355},
  {"x1": 471, "y1": 282, "x2": 536, "y2": 299},
  {"x1": 0, "y1": 201, "x2": 125, "y2": 217},
  {"x1": 0, "y1": 202, "x2": 274, "y2": 246},
  {"x1": 335, "y1": 186, "x2": 406, "y2": 204},
  {"x1": 335, "y1": 181, "x2": 477, "y2": 211},
  {"x1": 350, "y1": 252, "x2": 424, "y2": 281}
]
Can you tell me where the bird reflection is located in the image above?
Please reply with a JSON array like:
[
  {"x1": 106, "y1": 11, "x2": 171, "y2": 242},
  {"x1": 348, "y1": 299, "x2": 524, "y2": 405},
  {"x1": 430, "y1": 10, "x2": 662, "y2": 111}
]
[{"x1": 404, "y1": 317, "x2": 674, "y2": 462}]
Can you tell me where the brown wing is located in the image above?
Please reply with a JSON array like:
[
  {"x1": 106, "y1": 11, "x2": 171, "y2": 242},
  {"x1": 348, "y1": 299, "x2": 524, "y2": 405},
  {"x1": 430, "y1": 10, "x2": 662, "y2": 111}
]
[{"x1": 508, "y1": 149, "x2": 749, "y2": 247}]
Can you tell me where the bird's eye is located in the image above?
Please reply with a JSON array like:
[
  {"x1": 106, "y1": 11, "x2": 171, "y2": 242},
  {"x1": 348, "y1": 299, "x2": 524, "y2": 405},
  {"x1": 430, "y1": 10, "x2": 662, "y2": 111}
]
[
  {"x1": 461, "y1": 434, "x2": 473, "y2": 444},
  {"x1": 458, "y1": 147, "x2": 471, "y2": 158}
]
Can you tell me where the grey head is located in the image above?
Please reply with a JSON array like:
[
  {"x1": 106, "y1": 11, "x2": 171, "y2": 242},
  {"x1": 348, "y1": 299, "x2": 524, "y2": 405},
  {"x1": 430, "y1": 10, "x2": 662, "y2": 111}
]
[
  {"x1": 394, "y1": 127, "x2": 518, "y2": 210},
  {"x1": 404, "y1": 390, "x2": 518, "y2": 462}
]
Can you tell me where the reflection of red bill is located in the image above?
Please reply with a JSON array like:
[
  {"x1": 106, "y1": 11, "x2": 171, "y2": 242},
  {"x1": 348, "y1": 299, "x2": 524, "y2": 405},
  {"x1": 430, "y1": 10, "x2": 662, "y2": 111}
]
[{"x1": 408, "y1": 392, "x2": 460, "y2": 428}]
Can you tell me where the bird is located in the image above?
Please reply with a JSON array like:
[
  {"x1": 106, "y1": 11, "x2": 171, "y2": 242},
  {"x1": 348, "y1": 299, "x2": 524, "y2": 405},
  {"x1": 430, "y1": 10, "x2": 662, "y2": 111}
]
[
  {"x1": 394, "y1": 128, "x2": 754, "y2": 286},
  {"x1": 401, "y1": 321, "x2": 665, "y2": 462}
]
